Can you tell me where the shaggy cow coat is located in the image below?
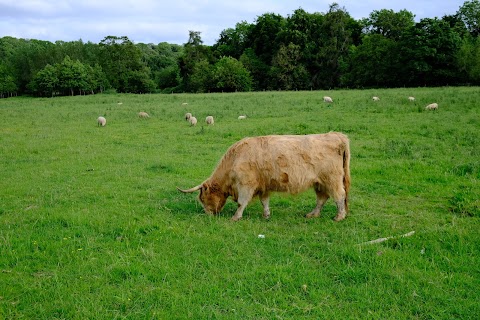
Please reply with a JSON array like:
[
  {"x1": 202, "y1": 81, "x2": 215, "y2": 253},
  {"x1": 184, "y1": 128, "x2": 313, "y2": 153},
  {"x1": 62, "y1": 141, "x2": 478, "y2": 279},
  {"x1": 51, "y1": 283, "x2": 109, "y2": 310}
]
[{"x1": 179, "y1": 132, "x2": 350, "y2": 221}]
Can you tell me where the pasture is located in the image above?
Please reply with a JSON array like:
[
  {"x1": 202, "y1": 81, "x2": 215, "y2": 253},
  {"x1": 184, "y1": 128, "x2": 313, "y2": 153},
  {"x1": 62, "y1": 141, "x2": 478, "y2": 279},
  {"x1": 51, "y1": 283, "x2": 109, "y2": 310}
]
[{"x1": 0, "y1": 87, "x2": 479, "y2": 319}]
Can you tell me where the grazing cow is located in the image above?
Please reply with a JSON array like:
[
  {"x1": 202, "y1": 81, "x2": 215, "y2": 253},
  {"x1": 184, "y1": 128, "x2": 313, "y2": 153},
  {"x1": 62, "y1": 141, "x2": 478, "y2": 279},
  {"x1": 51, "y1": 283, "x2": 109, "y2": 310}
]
[
  {"x1": 206, "y1": 116, "x2": 214, "y2": 125},
  {"x1": 408, "y1": 96, "x2": 415, "y2": 102},
  {"x1": 178, "y1": 132, "x2": 351, "y2": 221},
  {"x1": 425, "y1": 103, "x2": 438, "y2": 110},
  {"x1": 323, "y1": 96, "x2": 333, "y2": 103},
  {"x1": 138, "y1": 112, "x2": 150, "y2": 118},
  {"x1": 372, "y1": 96, "x2": 380, "y2": 101},
  {"x1": 238, "y1": 115, "x2": 247, "y2": 120}
]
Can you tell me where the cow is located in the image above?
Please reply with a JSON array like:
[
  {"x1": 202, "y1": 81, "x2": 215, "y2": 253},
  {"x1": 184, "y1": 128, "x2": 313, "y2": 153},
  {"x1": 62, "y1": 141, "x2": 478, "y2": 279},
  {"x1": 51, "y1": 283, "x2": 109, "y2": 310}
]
[{"x1": 178, "y1": 132, "x2": 351, "y2": 221}]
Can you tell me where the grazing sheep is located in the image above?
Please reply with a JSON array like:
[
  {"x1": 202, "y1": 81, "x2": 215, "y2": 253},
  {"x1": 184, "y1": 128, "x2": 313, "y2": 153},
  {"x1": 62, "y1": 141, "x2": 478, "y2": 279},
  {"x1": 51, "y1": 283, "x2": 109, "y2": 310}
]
[
  {"x1": 372, "y1": 96, "x2": 380, "y2": 101},
  {"x1": 182, "y1": 102, "x2": 188, "y2": 105},
  {"x1": 138, "y1": 112, "x2": 150, "y2": 118},
  {"x1": 97, "y1": 116, "x2": 106, "y2": 127},
  {"x1": 189, "y1": 116, "x2": 198, "y2": 126},
  {"x1": 425, "y1": 103, "x2": 438, "y2": 111},
  {"x1": 238, "y1": 115, "x2": 247, "y2": 120},
  {"x1": 206, "y1": 116, "x2": 214, "y2": 125},
  {"x1": 185, "y1": 112, "x2": 192, "y2": 121},
  {"x1": 408, "y1": 96, "x2": 415, "y2": 102},
  {"x1": 117, "y1": 102, "x2": 123, "y2": 105},
  {"x1": 323, "y1": 96, "x2": 333, "y2": 103}
]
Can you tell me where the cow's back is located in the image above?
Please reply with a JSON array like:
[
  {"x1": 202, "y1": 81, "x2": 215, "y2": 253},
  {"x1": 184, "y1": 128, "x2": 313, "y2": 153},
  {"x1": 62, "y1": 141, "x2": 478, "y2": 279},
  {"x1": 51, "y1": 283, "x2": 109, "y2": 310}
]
[{"x1": 229, "y1": 133, "x2": 348, "y2": 194}]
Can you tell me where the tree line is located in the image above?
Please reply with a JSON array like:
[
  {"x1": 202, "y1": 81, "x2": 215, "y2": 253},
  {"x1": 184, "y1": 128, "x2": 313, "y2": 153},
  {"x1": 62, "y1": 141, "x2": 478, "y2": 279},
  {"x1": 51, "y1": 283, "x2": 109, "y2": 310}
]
[{"x1": 1, "y1": 1, "x2": 479, "y2": 98}]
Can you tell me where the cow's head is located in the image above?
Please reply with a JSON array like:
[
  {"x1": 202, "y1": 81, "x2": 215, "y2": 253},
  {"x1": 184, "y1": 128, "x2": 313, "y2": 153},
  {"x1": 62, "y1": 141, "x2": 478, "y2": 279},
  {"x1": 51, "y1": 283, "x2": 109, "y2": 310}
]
[{"x1": 177, "y1": 181, "x2": 227, "y2": 214}]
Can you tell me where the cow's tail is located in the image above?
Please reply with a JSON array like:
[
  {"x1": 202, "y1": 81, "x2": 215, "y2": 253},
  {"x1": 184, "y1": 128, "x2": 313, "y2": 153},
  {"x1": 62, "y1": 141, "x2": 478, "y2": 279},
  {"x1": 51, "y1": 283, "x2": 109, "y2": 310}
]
[{"x1": 342, "y1": 136, "x2": 351, "y2": 214}]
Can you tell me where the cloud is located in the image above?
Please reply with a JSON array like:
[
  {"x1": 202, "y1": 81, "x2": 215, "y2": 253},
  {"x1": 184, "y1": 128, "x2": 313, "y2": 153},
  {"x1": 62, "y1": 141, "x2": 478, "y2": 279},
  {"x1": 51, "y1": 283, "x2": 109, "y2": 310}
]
[{"x1": 0, "y1": 0, "x2": 466, "y2": 45}]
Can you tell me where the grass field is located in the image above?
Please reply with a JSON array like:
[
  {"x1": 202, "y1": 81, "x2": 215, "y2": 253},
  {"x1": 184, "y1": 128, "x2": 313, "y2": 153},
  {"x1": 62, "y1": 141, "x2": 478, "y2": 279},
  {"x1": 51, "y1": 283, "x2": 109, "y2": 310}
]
[{"x1": 0, "y1": 87, "x2": 479, "y2": 319}]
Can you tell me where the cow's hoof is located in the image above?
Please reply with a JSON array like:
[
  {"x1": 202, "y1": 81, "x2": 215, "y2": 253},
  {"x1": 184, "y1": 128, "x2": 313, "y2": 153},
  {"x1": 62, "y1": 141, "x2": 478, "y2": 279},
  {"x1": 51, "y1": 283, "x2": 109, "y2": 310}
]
[
  {"x1": 231, "y1": 216, "x2": 242, "y2": 222},
  {"x1": 305, "y1": 212, "x2": 319, "y2": 219},
  {"x1": 333, "y1": 214, "x2": 346, "y2": 221}
]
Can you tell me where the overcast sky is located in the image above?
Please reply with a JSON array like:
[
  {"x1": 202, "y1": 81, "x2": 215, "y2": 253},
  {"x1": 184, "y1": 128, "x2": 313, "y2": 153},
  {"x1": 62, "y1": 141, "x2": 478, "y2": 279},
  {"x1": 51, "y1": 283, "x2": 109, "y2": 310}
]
[{"x1": 0, "y1": 0, "x2": 466, "y2": 45}]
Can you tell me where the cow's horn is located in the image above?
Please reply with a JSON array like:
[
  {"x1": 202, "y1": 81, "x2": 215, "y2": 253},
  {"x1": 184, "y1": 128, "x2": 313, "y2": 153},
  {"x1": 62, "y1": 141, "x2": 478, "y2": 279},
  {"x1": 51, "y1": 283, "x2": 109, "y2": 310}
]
[{"x1": 177, "y1": 184, "x2": 202, "y2": 193}]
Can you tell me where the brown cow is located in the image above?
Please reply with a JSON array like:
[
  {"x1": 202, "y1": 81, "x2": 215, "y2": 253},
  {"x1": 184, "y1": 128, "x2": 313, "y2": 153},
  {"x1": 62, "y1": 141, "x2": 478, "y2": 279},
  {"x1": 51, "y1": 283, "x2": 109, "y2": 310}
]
[{"x1": 178, "y1": 132, "x2": 351, "y2": 221}]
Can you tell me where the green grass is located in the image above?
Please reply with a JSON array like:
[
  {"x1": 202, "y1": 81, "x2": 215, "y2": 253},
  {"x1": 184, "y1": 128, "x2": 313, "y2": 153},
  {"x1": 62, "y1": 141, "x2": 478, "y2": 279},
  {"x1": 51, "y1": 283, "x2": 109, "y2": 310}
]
[{"x1": 0, "y1": 87, "x2": 479, "y2": 319}]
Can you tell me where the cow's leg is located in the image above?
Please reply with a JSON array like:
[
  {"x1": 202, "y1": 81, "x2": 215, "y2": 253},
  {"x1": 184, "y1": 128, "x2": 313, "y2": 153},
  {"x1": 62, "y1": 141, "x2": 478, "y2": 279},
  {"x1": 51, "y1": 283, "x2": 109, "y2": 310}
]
[
  {"x1": 260, "y1": 193, "x2": 271, "y2": 219},
  {"x1": 332, "y1": 182, "x2": 347, "y2": 221},
  {"x1": 305, "y1": 190, "x2": 329, "y2": 218},
  {"x1": 231, "y1": 187, "x2": 254, "y2": 221}
]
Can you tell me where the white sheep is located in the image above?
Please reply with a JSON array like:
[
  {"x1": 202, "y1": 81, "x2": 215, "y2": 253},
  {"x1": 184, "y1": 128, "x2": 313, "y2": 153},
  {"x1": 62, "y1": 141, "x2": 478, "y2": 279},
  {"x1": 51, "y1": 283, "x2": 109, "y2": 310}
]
[
  {"x1": 238, "y1": 115, "x2": 247, "y2": 120},
  {"x1": 425, "y1": 103, "x2": 438, "y2": 110},
  {"x1": 97, "y1": 116, "x2": 106, "y2": 127},
  {"x1": 189, "y1": 116, "x2": 197, "y2": 126},
  {"x1": 185, "y1": 112, "x2": 192, "y2": 121},
  {"x1": 182, "y1": 102, "x2": 188, "y2": 105},
  {"x1": 408, "y1": 96, "x2": 415, "y2": 102},
  {"x1": 138, "y1": 112, "x2": 149, "y2": 118},
  {"x1": 205, "y1": 116, "x2": 214, "y2": 125},
  {"x1": 372, "y1": 96, "x2": 380, "y2": 101},
  {"x1": 323, "y1": 96, "x2": 333, "y2": 103}
]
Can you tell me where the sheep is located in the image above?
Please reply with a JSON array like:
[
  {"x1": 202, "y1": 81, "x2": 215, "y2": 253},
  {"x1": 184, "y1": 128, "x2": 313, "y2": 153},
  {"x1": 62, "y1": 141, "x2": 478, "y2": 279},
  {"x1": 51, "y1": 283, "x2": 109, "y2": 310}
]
[
  {"x1": 182, "y1": 102, "x2": 188, "y2": 105},
  {"x1": 97, "y1": 116, "x2": 106, "y2": 127},
  {"x1": 372, "y1": 96, "x2": 380, "y2": 101},
  {"x1": 238, "y1": 115, "x2": 247, "y2": 120},
  {"x1": 205, "y1": 116, "x2": 214, "y2": 125},
  {"x1": 425, "y1": 103, "x2": 438, "y2": 111},
  {"x1": 189, "y1": 116, "x2": 198, "y2": 126},
  {"x1": 138, "y1": 112, "x2": 150, "y2": 118},
  {"x1": 185, "y1": 112, "x2": 192, "y2": 121},
  {"x1": 408, "y1": 96, "x2": 415, "y2": 102},
  {"x1": 323, "y1": 96, "x2": 333, "y2": 103}
]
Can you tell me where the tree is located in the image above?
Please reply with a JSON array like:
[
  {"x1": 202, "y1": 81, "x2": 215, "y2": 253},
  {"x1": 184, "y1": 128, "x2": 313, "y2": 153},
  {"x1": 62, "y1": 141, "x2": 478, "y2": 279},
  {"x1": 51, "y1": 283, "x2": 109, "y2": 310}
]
[
  {"x1": 239, "y1": 48, "x2": 269, "y2": 91},
  {"x1": 188, "y1": 59, "x2": 214, "y2": 93},
  {"x1": 179, "y1": 31, "x2": 214, "y2": 92},
  {"x1": 456, "y1": 36, "x2": 480, "y2": 83},
  {"x1": 398, "y1": 18, "x2": 463, "y2": 86},
  {"x1": 157, "y1": 65, "x2": 181, "y2": 92},
  {"x1": 213, "y1": 56, "x2": 252, "y2": 92},
  {"x1": 214, "y1": 21, "x2": 252, "y2": 59},
  {"x1": 0, "y1": 63, "x2": 18, "y2": 98},
  {"x1": 57, "y1": 56, "x2": 89, "y2": 95},
  {"x1": 317, "y1": 3, "x2": 356, "y2": 88},
  {"x1": 457, "y1": 0, "x2": 480, "y2": 36},
  {"x1": 342, "y1": 34, "x2": 399, "y2": 87},
  {"x1": 270, "y1": 43, "x2": 309, "y2": 90},
  {"x1": 99, "y1": 36, "x2": 154, "y2": 93},
  {"x1": 30, "y1": 64, "x2": 59, "y2": 97},
  {"x1": 361, "y1": 9, "x2": 415, "y2": 40}
]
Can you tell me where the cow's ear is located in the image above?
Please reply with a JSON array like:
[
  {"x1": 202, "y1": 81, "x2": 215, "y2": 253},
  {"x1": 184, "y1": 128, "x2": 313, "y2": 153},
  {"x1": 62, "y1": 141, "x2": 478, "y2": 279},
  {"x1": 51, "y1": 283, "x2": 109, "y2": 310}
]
[{"x1": 202, "y1": 183, "x2": 209, "y2": 192}]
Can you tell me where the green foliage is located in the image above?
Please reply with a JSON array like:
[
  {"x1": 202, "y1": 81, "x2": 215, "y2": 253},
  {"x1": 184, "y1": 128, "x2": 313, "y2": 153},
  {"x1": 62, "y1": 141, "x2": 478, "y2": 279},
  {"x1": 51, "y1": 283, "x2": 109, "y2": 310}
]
[
  {"x1": 458, "y1": 0, "x2": 480, "y2": 36},
  {"x1": 99, "y1": 36, "x2": 154, "y2": 93},
  {"x1": 1, "y1": 2, "x2": 480, "y2": 96},
  {"x1": 0, "y1": 63, "x2": 18, "y2": 97},
  {"x1": 361, "y1": 9, "x2": 415, "y2": 40},
  {"x1": 213, "y1": 56, "x2": 252, "y2": 92},
  {"x1": 29, "y1": 57, "x2": 107, "y2": 97}
]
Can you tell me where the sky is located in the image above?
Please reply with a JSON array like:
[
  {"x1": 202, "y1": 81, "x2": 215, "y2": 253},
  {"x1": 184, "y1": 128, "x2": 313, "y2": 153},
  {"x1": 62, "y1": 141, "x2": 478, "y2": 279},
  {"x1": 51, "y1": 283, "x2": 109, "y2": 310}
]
[{"x1": 0, "y1": 0, "x2": 467, "y2": 46}]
